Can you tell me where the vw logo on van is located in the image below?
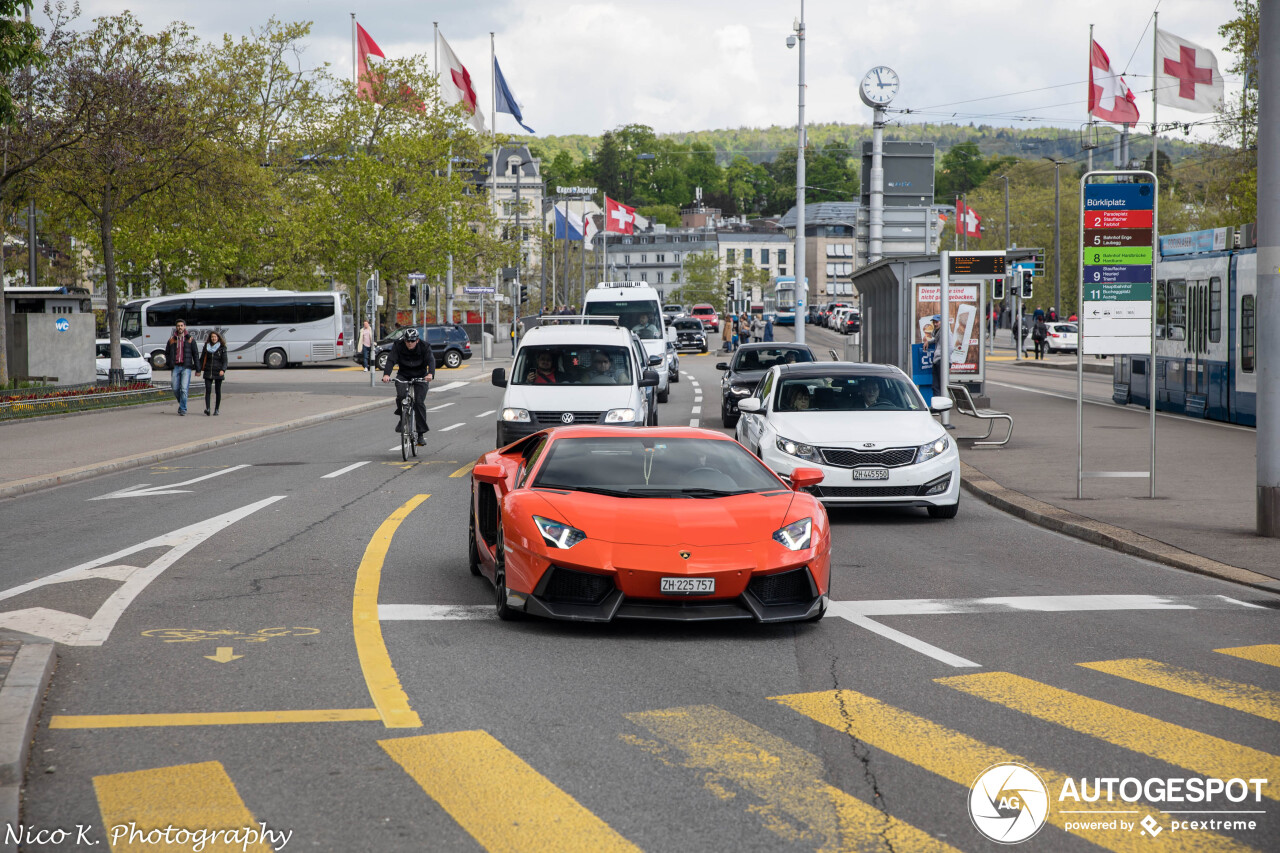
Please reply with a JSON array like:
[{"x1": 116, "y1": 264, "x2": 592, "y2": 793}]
[{"x1": 561, "y1": 412, "x2": 575, "y2": 424}]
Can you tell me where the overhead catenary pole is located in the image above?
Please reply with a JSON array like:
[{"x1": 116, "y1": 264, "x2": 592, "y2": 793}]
[
  {"x1": 1258, "y1": 0, "x2": 1279, "y2": 536},
  {"x1": 1087, "y1": 24, "x2": 1095, "y2": 175},
  {"x1": 793, "y1": 0, "x2": 807, "y2": 346},
  {"x1": 1152, "y1": 11, "x2": 1159, "y2": 175},
  {"x1": 869, "y1": 105, "x2": 885, "y2": 263}
]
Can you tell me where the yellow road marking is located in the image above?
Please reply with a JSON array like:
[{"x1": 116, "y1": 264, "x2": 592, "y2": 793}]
[
  {"x1": 1081, "y1": 658, "x2": 1280, "y2": 723},
  {"x1": 449, "y1": 461, "x2": 476, "y2": 478},
  {"x1": 330, "y1": 366, "x2": 365, "y2": 372},
  {"x1": 773, "y1": 689, "x2": 1258, "y2": 853},
  {"x1": 53, "y1": 709, "x2": 381, "y2": 729},
  {"x1": 354, "y1": 495, "x2": 428, "y2": 728},
  {"x1": 937, "y1": 672, "x2": 1280, "y2": 800},
  {"x1": 380, "y1": 730, "x2": 639, "y2": 853},
  {"x1": 94, "y1": 761, "x2": 271, "y2": 852},
  {"x1": 625, "y1": 704, "x2": 959, "y2": 853},
  {"x1": 1218, "y1": 644, "x2": 1280, "y2": 669}
]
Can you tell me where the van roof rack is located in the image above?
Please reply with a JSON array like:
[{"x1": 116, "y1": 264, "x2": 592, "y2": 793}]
[{"x1": 532, "y1": 315, "x2": 620, "y2": 327}]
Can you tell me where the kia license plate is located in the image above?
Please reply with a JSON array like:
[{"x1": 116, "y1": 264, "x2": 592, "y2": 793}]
[
  {"x1": 660, "y1": 577, "x2": 715, "y2": 595},
  {"x1": 852, "y1": 467, "x2": 890, "y2": 481}
]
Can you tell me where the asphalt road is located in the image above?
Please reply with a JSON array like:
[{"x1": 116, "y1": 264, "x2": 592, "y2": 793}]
[{"x1": 6, "y1": 344, "x2": 1279, "y2": 853}]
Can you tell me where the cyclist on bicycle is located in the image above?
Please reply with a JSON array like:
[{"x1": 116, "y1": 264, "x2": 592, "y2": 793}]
[{"x1": 381, "y1": 328, "x2": 436, "y2": 445}]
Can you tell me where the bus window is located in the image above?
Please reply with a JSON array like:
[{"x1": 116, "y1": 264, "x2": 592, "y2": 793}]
[
  {"x1": 121, "y1": 308, "x2": 141, "y2": 338},
  {"x1": 248, "y1": 297, "x2": 297, "y2": 324},
  {"x1": 1166, "y1": 279, "x2": 1186, "y2": 342},
  {"x1": 192, "y1": 298, "x2": 243, "y2": 327},
  {"x1": 1241, "y1": 295, "x2": 1255, "y2": 373},
  {"x1": 146, "y1": 299, "x2": 191, "y2": 329},
  {"x1": 1156, "y1": 280, "x2": 1166, "y2": 340},
  {"x1": 295, "y1": 297, "x2": 335, "y2": 324},
  {"x1": 1209, "y1": 277, "x2": 1221, "y2": 344}
]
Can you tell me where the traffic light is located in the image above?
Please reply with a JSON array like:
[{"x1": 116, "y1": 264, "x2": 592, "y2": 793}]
[
  {"x1": 1020, "y1": 269, "x2": 1034, "y2": 299},
  {"x1": 408, "y1": 284, "x2": 419, "y2": 307},
  {"x1": 519, "y1": 284, "x2": 528, "y2": 304},
  {"x1": 992, "y1": 277, "x2": 1005, "y2": 301}
]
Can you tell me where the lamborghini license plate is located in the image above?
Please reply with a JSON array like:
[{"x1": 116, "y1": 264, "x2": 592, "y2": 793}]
[{"x1": 660, "y1": 577, "x2": 715, "y2": 595}]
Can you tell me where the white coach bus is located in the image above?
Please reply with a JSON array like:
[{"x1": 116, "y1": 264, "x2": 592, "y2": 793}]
[{"x1": 120, "y1": 288, "x2": 355, "y2": 370}]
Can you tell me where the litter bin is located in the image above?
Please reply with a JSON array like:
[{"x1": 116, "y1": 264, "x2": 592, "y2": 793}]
[{"x1": 482, "y1": 332, "x2": 494, "y2": 359}]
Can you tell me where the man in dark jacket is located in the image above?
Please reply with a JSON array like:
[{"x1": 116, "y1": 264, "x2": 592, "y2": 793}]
[
  {"x1": 381, "y1": 328, "x2": 436, "y2": 445},
  {"x1": 165, "y1": 320, "x2": 201, "y2": 415}
]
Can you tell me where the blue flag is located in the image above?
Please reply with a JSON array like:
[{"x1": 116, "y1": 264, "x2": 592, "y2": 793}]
[
  {"x1": 494, "y1": 56, "x2": 534, "y2": 134},
  {"x1": 553, "y1": 203, "x2": 583, "y2": 241}
]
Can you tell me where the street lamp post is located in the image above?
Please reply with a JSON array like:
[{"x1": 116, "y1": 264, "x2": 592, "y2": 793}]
[
  {"x1": 787, "y1": 3, "x2": 806, "y2": 345},
  {"x1": 1044, "y1": 157, "x2": 1066, "y2": 315}
]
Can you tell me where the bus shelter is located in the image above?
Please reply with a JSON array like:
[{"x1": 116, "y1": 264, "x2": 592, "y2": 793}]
[{"x1": 851, "y1": 255, "x2": 990, "y2": 403}]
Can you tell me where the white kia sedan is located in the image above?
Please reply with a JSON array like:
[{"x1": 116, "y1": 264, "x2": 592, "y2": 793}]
[
  {"x1": 735, "y1": 363, "x2": 960, "y2": 518},
  {"x1": 95, "y1": 339, "x2": 153, "y2": 383}
]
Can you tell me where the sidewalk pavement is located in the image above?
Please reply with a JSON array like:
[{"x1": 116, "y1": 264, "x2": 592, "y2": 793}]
[
  {"x1": 0, "y1": 362, "x2": 491, "y2": 500},
  {"x1": 956, "y1": 363, "x2": 1278, "y2": 590}
]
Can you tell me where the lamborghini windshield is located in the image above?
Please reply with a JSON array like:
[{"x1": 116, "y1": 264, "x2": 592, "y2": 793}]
[{"x1": 533, "y1": 437, "x2": 782, "y2": 496}]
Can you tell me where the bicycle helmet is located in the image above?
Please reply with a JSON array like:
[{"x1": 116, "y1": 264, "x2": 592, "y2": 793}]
[{"x1": 403, "y1": 328, "x2": 420, "y2": 342}]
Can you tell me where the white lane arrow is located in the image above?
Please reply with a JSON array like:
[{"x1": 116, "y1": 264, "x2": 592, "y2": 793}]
[{"x1": 92, "y1": 465, "x2": 252, "y2": 500}]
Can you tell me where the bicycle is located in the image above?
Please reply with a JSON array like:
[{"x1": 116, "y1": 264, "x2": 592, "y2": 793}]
[{"x1": 393, "y1": 377, "x2": 431, "y2": 461}]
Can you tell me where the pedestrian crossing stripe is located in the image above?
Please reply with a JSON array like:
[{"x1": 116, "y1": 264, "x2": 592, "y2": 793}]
[
  {"x1": 1218, "y1": 644, "x2": 1280, "y2": 669},
  {"x1": 380, "y1": 731, "x2": 639, "y2": 852},
  {"x1": 937, "y1": 672, "x2": 1280, "y2": 799},
  {"x1": 1080, "y1": 658, "x2": 1280, "y2": 723},
  {"x1": 771, "y1": 689, "x2": 1259, "y2": 852},
  {"x1": 624, "y1": 704, "x2": 960, "y2": 852},
  {"x1": 94, "y1": 761, "x2": 273, "y2": 852}
]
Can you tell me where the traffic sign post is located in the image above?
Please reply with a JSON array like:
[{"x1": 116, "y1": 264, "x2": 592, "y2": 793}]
[{"x1": 1077, "y1": 170, "x2": 1158, "y2": 499}]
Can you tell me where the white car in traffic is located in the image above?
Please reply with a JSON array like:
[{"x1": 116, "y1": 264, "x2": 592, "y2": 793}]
[
  {"x1": 735, "y1": 362, "x2": 960, "y2": 518},
  {"x1": 95, "y1": 338, "x2": 153, "y2": 383},
  {"x1": 1045, "y1": 322, "x2": 1078, "y2": 353}
]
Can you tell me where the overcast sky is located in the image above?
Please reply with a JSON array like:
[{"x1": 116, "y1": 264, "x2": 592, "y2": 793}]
[{"x1": 62, "y1": 0, "x2": 1242, "y2": 141}]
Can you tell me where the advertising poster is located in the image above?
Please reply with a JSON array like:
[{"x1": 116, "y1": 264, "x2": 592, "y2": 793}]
[{"x1": 913, "y1": 282, "x2": 980, "y2": 390}]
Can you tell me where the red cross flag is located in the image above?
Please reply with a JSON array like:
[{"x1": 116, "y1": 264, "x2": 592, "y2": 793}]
[
  {"x1": 1088, "y1": 40, "x2": 1140, "y2": 125},
  {"x1": 436, "y1": 30, "x2": 486, "y2": 133},
  {"x1": 355, "y1": 23, "x2": 385, "y2": 103},
  {"x1": 1155, "y1": 28, "x2": 1224, "y2": 113},
  {"x1": 605, "y1": 196, "x2": 637, "y2": 235}
]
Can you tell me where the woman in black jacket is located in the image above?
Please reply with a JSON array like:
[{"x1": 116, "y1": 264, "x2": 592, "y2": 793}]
[{"x1": 201, "y1": 332, "x2": 229, "y2": 415}]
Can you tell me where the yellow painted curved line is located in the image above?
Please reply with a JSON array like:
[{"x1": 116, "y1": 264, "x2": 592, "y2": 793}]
[{"x1": 354, "y1": 494, "x2": 428, "y2": 728}]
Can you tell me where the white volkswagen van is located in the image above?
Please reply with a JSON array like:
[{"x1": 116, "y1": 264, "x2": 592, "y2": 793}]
[
  {"x1": 582, "y1": 282, "x2": 671, "y2": 403},
  {"x1": 491, "y1": 322, "x2": 659, "y2": 446}
]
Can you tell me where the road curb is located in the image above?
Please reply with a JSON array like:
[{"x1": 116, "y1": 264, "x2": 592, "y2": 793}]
[
  {"x1": 0, "y1": 398, "x2": 392, "y2": 501},
  {"x1": 0, "y1": 638, "x2": 54, "y2": 839},
  {"x1": 959, "y1": 461, "x2": 1280, "y2": 592}
]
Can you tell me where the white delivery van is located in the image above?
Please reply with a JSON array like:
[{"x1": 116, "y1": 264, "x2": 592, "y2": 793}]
[
  {"x1": 490, "y1": 321, "x2": 660, "y2": 446},
  {"x1": 582, "y1": 282, "x2": 671, "y2": 403}
]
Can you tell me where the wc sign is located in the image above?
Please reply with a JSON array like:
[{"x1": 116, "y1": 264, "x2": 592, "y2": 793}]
[{"x1": 54, "y1": 317, "x2": 70, "y2": 332}]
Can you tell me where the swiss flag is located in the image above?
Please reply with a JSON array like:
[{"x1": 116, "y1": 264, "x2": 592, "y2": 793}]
[
  {"x1": 605, "y1": 196, "x2": 637, "y2": 235},
  {"x1": 355, "y1": 23, "x2": 385, "y2": 103},
  {"x1": 1089, "y1": 39, "x2": 1140, "y2": 125},
  {"x1": 956, "y1": 199, "x2": 982, "y2": 238}
]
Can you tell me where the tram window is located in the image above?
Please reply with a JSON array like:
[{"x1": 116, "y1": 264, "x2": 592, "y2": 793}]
[
  {"x1": 1166, "y1": 279, "x2": 1186, "y2": 342},
  {"x1": 1156, "y1": 280, "x2": 1166, "y2": 340},
  {"x1": 1241, "y1": 295, "x2": 1255, "y2": 373},
  {"x1": 1209, "y1": 277, "x2": 1222, "y2": 343}
]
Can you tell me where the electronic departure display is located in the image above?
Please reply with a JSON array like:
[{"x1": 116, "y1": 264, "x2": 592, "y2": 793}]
[{"x1": 948, "y1": 254, "x2": 1006, "y2": 276}]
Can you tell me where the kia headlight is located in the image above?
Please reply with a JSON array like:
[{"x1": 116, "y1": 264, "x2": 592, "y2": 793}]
[
  {"x1": 916, "y1": 435, "x2": 950, "y2": 463},
  {"x1": 501, "y1": 407, "x2": 530, "y2": 423},
  {"x1": 533, "y1": 516, "x2": 587, "y2": 549},
  {"x1": 776, "y1": 436, "x2": 821, "y2": 463},
  {"x1": 772, "y1": 517, "x2": 813, "y2": 551},
  {"x1": 604, "y1": 408, "x2": 636, "y2": 423}
]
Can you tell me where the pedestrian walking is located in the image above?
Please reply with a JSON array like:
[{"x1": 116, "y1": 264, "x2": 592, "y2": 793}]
[
  {"x1": 1032, "y1": 315, "x2": 1049, "y2": 360},
  {"x1": 763, "y1": 315, "x2": 774, "y2": 342},
  {"x1": 739, "y1": 314, "x2": 751, "y2": 344},
  {"x1": 730, "y1": 314, "x2": 739, "y2": 349},
  {"x1": 200, "y1": 331, "x2": 228, "y2": 416},
  {"x1": 722, "y1": 313, "x2": 732, "y2": 351},
  {"x1": 358, "y1": 320, "x2": 374, "y2": 370},
  {"x1": 751, "y1": 314, "x2": 762, "y2": 342},
  {"x1": 924, "y1": 315, "x2": 943, "y2": 398},
  {"x1": 165, "y1": 320, "x2": 200, "y2": 416}
]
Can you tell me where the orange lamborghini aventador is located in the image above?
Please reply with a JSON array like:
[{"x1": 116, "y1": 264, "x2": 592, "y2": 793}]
[{"x1": 467, "y1": 426, "x2": 831, "y2": 623}]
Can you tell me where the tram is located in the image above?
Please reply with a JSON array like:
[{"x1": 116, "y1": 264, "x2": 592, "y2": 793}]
[{"x1": 1112, "y1": 227, "x2": 1257, "y2": 426}]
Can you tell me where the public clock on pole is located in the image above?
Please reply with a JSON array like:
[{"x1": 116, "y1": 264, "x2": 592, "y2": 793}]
[{"x1": 859, "y1": 66, "x2": 899, "y2": 107}]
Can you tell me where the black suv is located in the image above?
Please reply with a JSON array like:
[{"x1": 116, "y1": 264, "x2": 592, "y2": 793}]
[
  {"x1": 717, "y1": 343, "x2": 816, "y2": 428},
  {"x1": 368, "y1": 324, "x2": 473, "y2": 371}
]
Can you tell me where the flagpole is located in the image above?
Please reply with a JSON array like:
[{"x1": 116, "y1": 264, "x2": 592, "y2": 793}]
[
  {"x1": 351, "y1": 14, "x2": 357, "y2": 89},
  {"x1": 1087, "y1": 24, "x2": 1094, "y2": 174},
  {"x1": 1152, "y1": 11, "x2": 1159, "y2": 174}
]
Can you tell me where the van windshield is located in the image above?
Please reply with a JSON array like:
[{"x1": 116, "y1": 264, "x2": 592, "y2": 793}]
[
  {"x1": 513, "y1": 344, "x2": 633, "y2": 386},
  {"x1": 585, "y1": 300, "x2": 663, "y2": 340}
]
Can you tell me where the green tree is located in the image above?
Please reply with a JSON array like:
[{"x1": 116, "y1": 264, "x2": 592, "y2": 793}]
[
  {"x1": 677, "y1": 250, "x2": 725, "y2": 312},
  {"x1": 637, "y1": 204, "x2": 679, "y2": 228}
]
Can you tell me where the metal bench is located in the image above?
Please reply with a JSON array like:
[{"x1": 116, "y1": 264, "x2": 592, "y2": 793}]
[{"x1": 946, "y1": 383, "x2": 1014, "y2": 447}]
